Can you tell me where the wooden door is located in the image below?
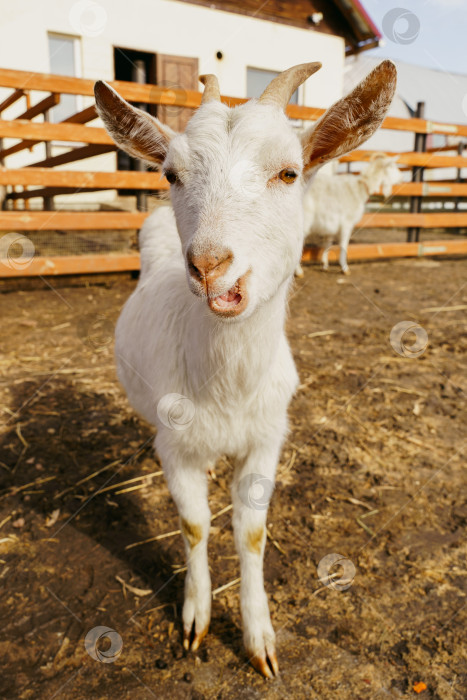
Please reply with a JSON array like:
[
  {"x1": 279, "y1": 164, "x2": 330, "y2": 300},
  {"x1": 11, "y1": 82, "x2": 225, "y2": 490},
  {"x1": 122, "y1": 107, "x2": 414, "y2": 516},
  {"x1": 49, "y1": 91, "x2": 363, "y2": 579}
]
[{"x1": 156, "y1": 54, "x2": 199, "y2": 131}]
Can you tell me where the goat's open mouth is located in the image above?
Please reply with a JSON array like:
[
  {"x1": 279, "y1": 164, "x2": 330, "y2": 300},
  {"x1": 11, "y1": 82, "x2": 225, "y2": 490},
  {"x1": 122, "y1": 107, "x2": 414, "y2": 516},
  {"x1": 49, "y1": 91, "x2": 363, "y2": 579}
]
[
  {"x1": 208, "y1": 274, "x2": 249, "y2": 317},
  {"x1": 214, "y1": 285, "x2": 241, "y2": 308}
]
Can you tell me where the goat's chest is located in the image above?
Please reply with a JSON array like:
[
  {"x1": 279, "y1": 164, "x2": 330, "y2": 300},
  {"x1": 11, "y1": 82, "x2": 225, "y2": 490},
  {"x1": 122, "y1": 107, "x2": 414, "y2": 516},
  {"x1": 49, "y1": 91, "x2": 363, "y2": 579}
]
[
  {"x1": 115, "y1": 279, "x2": 298, "y2": 458},
  {"x1": 179, "y1": 339, "x2": 298, "y2": 457}
]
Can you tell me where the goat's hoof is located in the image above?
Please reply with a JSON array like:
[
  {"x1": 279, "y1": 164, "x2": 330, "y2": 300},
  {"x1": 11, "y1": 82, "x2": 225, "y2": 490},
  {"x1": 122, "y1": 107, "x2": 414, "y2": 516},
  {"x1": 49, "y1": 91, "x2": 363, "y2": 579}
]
[
  {"x1": 183, "y1": 623, "x2": 209, "y2": 652},
  {"x1": 246, "y1": 646, "x2": 279, "y2": 679},
  {"x1": 294, "y1": 265, "x2": 304, "y2": 278},
  {"x1": 342, "y1": 268, "x2": 350, "y2": 275}
]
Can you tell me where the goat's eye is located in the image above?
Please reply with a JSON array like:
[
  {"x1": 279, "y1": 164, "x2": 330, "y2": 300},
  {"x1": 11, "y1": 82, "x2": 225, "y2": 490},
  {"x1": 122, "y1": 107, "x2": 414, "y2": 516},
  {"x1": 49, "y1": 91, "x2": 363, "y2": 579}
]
[
  {"x1": 278, "y1": 168, "x2": 297, "y2": 184},
  {"x1": 165, "y1": 170, "x2": 178, "y2": 185}
]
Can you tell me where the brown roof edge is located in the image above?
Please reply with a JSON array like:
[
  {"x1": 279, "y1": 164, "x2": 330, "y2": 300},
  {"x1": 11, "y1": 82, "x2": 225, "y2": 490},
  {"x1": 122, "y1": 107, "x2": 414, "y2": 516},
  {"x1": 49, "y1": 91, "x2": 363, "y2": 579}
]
[
  {"x1": 350, "y1": 0, "x2": 382, "y2": 40},
  {"x1": 175, "y1": 0, "x2": 382, "y2": 54},
  {"x1": 346, "y1": 38, "x2": 380, "y2": 56}
]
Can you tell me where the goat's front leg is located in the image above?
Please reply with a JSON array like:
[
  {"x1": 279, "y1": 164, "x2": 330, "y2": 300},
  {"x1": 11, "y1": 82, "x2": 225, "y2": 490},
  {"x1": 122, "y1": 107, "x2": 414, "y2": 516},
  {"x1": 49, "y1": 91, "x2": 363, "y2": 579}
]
[
  {"x1": 161, "y1": 452, "x2": 211, "y2": 651},
  {"x1": 232, "y1": 442, "x2": 282, "y2": 678},
  {"x1": 338, "y1": 225, "x2": 353, "y2": 274}
]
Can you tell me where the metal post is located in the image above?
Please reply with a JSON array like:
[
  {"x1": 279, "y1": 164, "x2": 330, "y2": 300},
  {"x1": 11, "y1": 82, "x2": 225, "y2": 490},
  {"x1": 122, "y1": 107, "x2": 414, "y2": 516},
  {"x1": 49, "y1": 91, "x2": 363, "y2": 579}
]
[
  {"x1": 454, "y1": 141, "x2": 464, "y2": 235},
  {"x1": 407, "y1": 102, "x2": 426, "y2": 242},
  {"x1": 0, "y1": 137, "x2": 6, "y2": 210},
  {"x1": 43, "y1": 109, "x2": 54, "y2": 211},
  {"x1": 132, "y1": 59, "x2": 147, "y2": 212},
  {"x1": 1, "y1": 104, "x2": 7, "y2": 208}
]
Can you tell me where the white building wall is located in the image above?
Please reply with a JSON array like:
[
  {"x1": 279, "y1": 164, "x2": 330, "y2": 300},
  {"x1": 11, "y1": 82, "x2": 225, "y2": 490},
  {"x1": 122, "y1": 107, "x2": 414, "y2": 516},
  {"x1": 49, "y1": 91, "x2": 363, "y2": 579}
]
[{"x1": 0, "y1": 0, "x2": 345, "y2": 205}]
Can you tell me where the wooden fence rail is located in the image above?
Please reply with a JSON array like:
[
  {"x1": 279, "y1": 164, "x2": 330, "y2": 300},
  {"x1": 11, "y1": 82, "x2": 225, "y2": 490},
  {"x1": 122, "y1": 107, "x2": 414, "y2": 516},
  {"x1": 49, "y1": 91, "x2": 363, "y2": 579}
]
[
  {"x1": 1, "y1": 68, "x2": 467, "y2": 135},
  {"x1": 0, "y1": 67, "x2": 465, "y2": 277},
  {"x1": 2, "y1": 169, "x2": 467, "y2": 197},
  {"x1": 0, "y1": 210, "x2": 465, "y2": 233}
]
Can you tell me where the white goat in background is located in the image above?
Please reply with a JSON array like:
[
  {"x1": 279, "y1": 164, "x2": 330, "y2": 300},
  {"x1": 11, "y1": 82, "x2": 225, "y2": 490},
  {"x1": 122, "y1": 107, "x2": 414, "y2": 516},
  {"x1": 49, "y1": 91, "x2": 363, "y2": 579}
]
[
  {"x1": 95, "y1": 59, "x2": 396, "y2": 678},
  {"x1": 297, "y1": 153, "x2": 401, "y2": 276}
]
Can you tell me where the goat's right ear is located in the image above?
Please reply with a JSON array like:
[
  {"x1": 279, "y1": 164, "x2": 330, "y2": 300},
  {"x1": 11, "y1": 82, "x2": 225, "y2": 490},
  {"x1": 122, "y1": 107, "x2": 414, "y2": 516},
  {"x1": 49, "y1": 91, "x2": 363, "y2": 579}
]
[
  {"x1": 301, "y1": 60, "x2": 397, "y2": 175},
  {"x1": 94, "y1": 81, "x2": 175, "y2": 165}
]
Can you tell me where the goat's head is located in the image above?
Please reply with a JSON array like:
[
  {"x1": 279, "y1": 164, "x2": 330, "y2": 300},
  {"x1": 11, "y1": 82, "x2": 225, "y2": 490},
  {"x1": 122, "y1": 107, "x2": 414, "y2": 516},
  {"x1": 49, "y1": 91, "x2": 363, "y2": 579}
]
[
  {"x1": 380, "y1": 155, "x2": 402, "y2": 198},
  {"x1": 95, "y1": 60, "x2": 396, "y2": 320}
]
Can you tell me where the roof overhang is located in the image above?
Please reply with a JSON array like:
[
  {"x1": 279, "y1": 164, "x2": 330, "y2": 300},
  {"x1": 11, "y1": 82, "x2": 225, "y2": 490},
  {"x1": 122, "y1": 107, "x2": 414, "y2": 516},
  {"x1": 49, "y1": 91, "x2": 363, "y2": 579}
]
[
  {"x1": 176, "y1": 1, "x2": 382, "y2": 55},
  {"x1": 333, "y1": 0, "x2": 382, "y2": 54}
]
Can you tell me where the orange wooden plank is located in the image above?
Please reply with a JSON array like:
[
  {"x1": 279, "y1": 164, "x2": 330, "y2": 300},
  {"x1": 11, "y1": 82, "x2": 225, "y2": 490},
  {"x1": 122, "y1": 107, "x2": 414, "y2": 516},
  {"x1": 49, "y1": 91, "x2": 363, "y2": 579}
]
[
  {"x1": 380, "y1": 115, "x2": 426, "y2": 134},
  {"x1": 425, "y1": 143, "x2": 465, "y2": 154},
  {"x1": 358, "y1": 212, "x2": 467, "y2": 228},
  {"x1": 379, "y1": 115, "x2": 467, "y2": 136},
  {"x1": 0, "y1": 95, "x2": 63, "y2": 160},
  {"x1": 401, "y1": 152, "x2": 467, "y2": 168},
  {"x1": 0, "y1": 67, "x2": 466, "y2": 135},
  {"x1": 0, "y1": 253, "x2": 141, "y2": 277},
  {"x1": 0, "y1": 88, "x2": 24, "y2": 113},
  {"x1": 285, "y1": 104, "x2": 324, "y2": 121},
  {"x1": 390, "y1": 182, "x2": 467, "y2": 197},
  {"x1": 16, "y1": 93, "x2": 60, "y2": 120},
  {"x1": 27, "y1": 144, "x2": 115, "y2": 169},
  {"x1": 341, "y1": 150, "x2": 467, "y2": 169},
  {"x1": 0, "y1": 118, "x2": 112, "y2": 145},
  {"x1": 0, "y1": 104, "x2": 98, "y2": 160},
  {"x1": 0, "y1": 211, "x2": 147, "y2": 230},
  {"x1": 7, "y1": 186, "x2": 112, "y2": 200},
  {"x1": 63, "y1": 105, "x2": 97, "y2": 124},
  {"x1": 2, "y1": 239, "x2": 466, "y2": 278},
  {"x1": 302, "y1": 239, "x2": 467, "y2": 263},
  {"x1": 340, "y1": 182, "x2": 467, "y2": 197},
  {"x1": 0, "y1": 69, "x2": 97, "y2": 96},
  {"x1": 0, "y1": 167, "x2": 168, "y2": 189},
  {"x1": 0, "y1": 138, "x2": 54, "y2": 161},
  {"x1": 0, "y1": 171, "x2": 463, "y2": 198},
  {"x1": 0, "y1": 68, "x2": 203, "y2": 109},
  {"x1": 0, "y1": 210, "x2": 466, "y2": 233}
]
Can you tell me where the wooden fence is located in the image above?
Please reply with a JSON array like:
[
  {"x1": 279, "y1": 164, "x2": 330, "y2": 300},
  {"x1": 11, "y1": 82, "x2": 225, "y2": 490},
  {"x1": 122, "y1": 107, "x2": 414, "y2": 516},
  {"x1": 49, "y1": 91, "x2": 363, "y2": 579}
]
[{"x1": 0, "y1": 67, "x2": 466, "y2": 277}]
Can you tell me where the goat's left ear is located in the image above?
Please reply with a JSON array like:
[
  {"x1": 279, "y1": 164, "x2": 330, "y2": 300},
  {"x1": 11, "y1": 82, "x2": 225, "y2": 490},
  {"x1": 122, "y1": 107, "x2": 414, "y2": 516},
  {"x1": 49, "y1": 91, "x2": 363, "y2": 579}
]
[
  {"x1": 301, "y1": 60, "x2": 397, "y2": 174},
  {"x1": 94, "y1": 81, "x2": 175, "y2": 165}
]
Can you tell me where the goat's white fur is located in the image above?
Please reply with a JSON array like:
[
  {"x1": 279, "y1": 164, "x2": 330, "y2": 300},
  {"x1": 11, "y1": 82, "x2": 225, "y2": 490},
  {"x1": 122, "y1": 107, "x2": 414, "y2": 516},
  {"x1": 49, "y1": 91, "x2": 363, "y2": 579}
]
[
  {"x1": 299, "y1": 154, "x2": 401, "y2": 275},
  {"x1": 95, "y1": 60, "x2": 396, "y2": 677}
]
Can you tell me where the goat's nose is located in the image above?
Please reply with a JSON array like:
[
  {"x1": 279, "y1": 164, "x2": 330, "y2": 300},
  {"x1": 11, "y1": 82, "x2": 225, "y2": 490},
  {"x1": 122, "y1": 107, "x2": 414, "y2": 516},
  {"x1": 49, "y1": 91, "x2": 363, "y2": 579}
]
[{"x1": 187, "y1": 247, "x2": 233, "y2": 288}]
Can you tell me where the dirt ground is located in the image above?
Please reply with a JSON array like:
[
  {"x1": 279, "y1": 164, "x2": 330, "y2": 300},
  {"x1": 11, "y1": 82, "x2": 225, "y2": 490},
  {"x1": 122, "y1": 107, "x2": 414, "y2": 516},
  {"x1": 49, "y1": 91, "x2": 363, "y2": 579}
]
[{"x1": 0, "y1": 255, "x2": 466, "y2": 700}]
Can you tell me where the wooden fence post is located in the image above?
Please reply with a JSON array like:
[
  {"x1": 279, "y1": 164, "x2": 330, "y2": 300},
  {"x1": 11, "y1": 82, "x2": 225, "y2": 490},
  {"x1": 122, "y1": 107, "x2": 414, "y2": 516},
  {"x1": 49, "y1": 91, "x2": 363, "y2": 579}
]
[
  {"x1": 133, "y1": 60, "x2": 148, "y2": 213},
  {"x1": 454, "y1": 140, "x2": 465, "y2": 235},
  {"x1": 407, "y1": 101, "x2": 426, "y2": 243},
  {"x1": 43, "y1": 109, "x2": 55, "y2": 211}
]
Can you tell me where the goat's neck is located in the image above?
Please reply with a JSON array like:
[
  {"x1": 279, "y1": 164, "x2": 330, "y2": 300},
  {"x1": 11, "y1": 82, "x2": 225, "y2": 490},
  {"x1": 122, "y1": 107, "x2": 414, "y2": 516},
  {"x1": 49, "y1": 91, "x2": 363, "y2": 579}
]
[{"x1": 186, "y1": 280, "x2": 290, "y2": 396}]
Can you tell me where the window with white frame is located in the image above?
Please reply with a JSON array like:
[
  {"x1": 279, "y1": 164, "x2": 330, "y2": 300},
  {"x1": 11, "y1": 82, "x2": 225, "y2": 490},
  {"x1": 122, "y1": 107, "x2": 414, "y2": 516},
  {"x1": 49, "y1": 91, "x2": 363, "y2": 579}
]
[
  {"x1": 48, "y1": 34, "x2": 81, "y2": 122},
  {"x1": 247, "y1": 67, "x2": 299, "y2": 105}
]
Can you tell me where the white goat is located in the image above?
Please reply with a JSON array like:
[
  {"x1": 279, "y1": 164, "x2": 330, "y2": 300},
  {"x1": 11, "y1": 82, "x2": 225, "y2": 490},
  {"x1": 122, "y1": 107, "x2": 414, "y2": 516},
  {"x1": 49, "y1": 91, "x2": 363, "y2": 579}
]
[
  {"x1": 297, "y1": 153, "x2": 401, "y2": 275},
  {"x1": 94, "y1": 60, "x2": 396, "y2": 678}
]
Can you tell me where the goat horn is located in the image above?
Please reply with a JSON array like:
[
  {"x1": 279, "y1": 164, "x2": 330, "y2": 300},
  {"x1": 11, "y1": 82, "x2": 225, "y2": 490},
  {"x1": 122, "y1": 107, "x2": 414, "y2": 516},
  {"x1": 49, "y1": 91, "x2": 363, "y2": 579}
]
[
  {"x1": 199, "y1": 74, "x2": 221, "y2": 104},
  {"x1": 258, "y1": 62, "x2": 322, "y2": 109}
]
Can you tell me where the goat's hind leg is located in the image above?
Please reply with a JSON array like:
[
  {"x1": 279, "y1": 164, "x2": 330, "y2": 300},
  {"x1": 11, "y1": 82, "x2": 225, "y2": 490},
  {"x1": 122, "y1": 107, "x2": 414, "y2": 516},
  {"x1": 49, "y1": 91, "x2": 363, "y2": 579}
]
[
  {"x1": 294, "y1": 262, "x2": 304, "y2": 278},
  {"x1": 158, "y1": 443, "x2": 212, "y2": 651},
  {"x1": 321, "y1": 241, "x2": 332, "y2": 270},
  {"x1": 231, "y1": 441, "x2": 282, "y2": 678}
]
